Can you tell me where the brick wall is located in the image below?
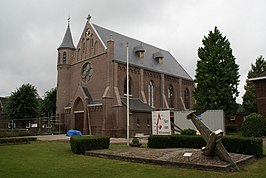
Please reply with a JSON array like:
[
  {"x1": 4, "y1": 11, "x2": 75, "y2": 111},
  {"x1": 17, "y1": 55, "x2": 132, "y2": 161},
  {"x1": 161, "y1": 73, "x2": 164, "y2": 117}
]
[{"x1": 253, "y1": 79, "x2": 266, "y2": 117}]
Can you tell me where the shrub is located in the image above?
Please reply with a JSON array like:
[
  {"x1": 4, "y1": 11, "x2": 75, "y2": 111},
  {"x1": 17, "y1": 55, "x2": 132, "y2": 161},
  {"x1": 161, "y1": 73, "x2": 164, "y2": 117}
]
[
  {"x1": 148, "y1": 135, "x2": 205, "y2": 149},
  {"x1": 225, "y1": 124, "x2": 238, "y2": 133},
  {"x1": 148, "y1": 134, "x2": 263, "y2": 157},
  {"x1": 129, "y1": 138, "x2": 142, "y2": 147},
  {"x1": 241, "y1": 113, "x2": 266, "y2": 137},
  {"x1": 180, "y1": 128, "x2": 197, "y2": 135},
  {"x1": 132, "y1": 138, "x2": 140, "y2": 144},
  {"x1": 0, "y1": 137, "x2": 37, "y2": 145},
  {"x1": 0, "y1": 130, "x2": 32, "y2": 138},
  {"x1": 222, "y1": 136, "x2": 263, "y2": 157},
  {"x1": 70, "y1": 135, "x2": 110, "y2": 154}
]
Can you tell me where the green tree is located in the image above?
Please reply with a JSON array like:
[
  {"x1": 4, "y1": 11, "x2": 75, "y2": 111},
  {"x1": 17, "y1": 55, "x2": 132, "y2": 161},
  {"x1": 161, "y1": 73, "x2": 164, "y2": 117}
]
[
  {"x1": 6, "y1": 83, "x2": 40, "y2": 120},
  {"x1": 40, "y1": 88, "x2": 57, "y2": 117},
  {"x1": 194, "y1": 27, "x2": 240, "y2": 116},
  {"x1": 242, "y1": 55, "x2": 266, "y2": 113}
]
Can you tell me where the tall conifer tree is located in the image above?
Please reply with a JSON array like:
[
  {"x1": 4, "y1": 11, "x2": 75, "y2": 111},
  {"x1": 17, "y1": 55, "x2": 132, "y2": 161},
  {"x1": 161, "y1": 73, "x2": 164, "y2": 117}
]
[
  {"x1": 242, "y1": 55, "x2": 266, "y2": 113},
  {"x1": 194, "y1": 27, "x2": 240, "y2": 115}
]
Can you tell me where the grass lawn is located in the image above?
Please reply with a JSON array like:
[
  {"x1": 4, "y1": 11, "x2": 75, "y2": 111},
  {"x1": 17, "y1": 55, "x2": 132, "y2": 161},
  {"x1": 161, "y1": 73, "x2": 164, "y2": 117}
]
[{"x1": 0, "y1": 141, "x2": 265, "y2": 178}]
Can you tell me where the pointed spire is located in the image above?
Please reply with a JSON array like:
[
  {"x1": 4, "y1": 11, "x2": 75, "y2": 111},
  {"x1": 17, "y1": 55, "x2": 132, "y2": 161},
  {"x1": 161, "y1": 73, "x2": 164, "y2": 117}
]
[{"x1": 58, "y1": 18, "x2": 75, "y2": 50}]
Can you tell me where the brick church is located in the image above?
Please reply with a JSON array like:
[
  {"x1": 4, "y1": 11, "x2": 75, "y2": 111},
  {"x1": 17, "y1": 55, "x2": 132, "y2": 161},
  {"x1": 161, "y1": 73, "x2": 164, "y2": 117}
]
[{"x1": 56, "y1": 15, "x2": 195, "y2": 137}]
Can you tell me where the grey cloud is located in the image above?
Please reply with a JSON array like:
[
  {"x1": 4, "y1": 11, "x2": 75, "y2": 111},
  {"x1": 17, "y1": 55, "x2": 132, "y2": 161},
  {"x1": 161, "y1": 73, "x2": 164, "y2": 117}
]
[{"x1": 1, "y1": 0, "x2": 266, "y2": 103}]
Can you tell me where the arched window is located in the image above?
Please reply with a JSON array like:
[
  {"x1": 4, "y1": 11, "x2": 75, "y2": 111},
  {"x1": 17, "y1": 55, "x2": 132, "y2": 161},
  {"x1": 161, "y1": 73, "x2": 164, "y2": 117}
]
[
  {"x1": 137, "y1": 118, "x2": 140, "y2": 127},
  {"x1": 147, "y1": 118, "x2": 150, "y2": 128},
  {"x1": 58, "y1": 52, "x2": 60, "y2": 64},
  {"x1": 124, "y1": 76, "x2": 132, "y2": 95},
  {"x1": 184, "y1": 87, "x2": 190, "y2": 109},
  {"x1": 168, "y1": 84, "x2": 174, "y2": 108},
  {"x1": 91, "y1": 35, "x2": 94, "y2": 55},
  {"x1": 63, "y1": 52, "x2": 67, "y2": 63},
  {"x1": 148, "y1": 80, "x2": 154, "y2": 107},
  {"x1": 91, "y1": 38, "x2": 94, "y2": 47},
  {"x1": 94, "y1": 41, "x2": 98, "y2": 55},
  {"x1": 86, "y1": 38, "x2": 90, "y2": 57}
]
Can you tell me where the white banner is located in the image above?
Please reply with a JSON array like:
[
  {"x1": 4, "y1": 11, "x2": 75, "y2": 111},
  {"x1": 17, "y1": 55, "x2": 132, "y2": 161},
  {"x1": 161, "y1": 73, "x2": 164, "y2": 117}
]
[{"x1": 152, "y1": 110, "x2": 171, "y2": 135}]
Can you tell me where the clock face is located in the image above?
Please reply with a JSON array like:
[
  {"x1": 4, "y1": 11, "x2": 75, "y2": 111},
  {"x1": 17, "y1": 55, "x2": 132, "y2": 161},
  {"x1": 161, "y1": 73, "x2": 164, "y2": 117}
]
[
  {"x1": 85, "y1": 29, "x2": 91, "y2": 38},
  {"x1": 81, "y1": 63, "x2": 93, "y2": 82}
]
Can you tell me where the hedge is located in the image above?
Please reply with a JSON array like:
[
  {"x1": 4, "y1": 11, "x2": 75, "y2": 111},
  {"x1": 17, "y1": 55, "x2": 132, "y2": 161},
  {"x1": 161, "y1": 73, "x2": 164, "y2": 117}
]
[
  {"x1": 180, "y1": 128, "x2": 197, "y2": 135},
  {"x1": 222, "y1": 136, "x2": 263, "y2": 157},
  {"x1": 0, "y1": 137, "x2": 37, "y2": 145},
  {"x1": 148, "y1": 135, "x2": 263, "y2": 157},
  {"x1": 0, "y1": 131, "x2": 32, "y2": 138},
  {"x1": 70, "y1": 135, "x2": 110, "y2": 154}
]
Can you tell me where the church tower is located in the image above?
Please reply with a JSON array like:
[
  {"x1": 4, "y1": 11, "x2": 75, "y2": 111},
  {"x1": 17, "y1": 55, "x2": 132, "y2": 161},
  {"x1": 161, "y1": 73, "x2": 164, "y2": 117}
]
[{"x1": 56, "y1": 20, "x2": 75, "y2": 119}]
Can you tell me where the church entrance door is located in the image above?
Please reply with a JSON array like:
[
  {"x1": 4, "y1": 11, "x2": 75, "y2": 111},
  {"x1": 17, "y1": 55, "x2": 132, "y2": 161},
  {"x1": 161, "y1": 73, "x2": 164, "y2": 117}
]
[
  {"x1": 74, "y1": 112, "x2": 84, "y2": 133},
  {"x1": 73, "y1": 97, "x2": 85, "y2": 134}
]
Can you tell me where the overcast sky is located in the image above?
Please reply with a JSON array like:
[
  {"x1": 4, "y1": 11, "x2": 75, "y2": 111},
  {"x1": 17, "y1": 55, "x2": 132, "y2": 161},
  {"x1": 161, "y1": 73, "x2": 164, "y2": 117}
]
[{"x1": 1, "y1": 0, "x2": 266, "y2": 103}]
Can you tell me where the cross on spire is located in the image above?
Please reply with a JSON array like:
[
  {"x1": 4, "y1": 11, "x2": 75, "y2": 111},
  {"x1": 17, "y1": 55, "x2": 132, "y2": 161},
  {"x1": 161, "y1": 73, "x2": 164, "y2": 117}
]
[
  {"x1": 67, "y1": 16, "x2": 71, "y2": 25},
  {"x1": 87, "y1": 14, "x2": 91, "y2": 21}
]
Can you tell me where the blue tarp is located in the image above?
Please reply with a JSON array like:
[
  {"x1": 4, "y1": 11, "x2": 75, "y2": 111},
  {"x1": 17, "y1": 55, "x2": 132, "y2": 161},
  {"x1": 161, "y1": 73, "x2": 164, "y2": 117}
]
[{"x1": 66, "y1": 130, "x2": 82, "y2": 136}]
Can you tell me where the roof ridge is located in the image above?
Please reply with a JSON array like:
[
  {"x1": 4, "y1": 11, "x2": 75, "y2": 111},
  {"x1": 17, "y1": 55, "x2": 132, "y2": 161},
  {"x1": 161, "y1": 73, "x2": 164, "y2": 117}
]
[
  {"x1": 92, "y1": 23, "x2": 193, "y2": 81},
  {"x1": 92, "y1": 23, "x2": 169, "y2": 52}
]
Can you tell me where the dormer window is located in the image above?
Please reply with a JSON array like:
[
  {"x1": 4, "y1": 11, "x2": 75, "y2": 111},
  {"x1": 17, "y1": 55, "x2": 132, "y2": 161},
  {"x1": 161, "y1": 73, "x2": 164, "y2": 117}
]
[
  {"x1": 158, "y1": 58, "x2": 164, "y2": 64},
  {"x1": 133, "y1": 43, "x2": 145, "y2": 59},
  {"x1": 138, "y1": 51, "x2": 145, "y2": 58},
  {"x1": 153, "y1": 51, "x2": 164, "y2": 64}
]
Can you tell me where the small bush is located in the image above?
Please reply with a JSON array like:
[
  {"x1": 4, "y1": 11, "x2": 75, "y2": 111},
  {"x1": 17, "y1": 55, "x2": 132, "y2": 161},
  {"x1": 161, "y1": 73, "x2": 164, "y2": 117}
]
[
  {"x1": 70, "y1": 135, "x2": 110, "y2": 154},
  {"x1": 132, "y1": 138, "x2": 140, "y2": 144},
  {"x1": 241, "y1": 113, "x2": 266, "y2": 137},
  {"x1": 129, "y1": 138, "x2": 142, "y2": 147},
  {"x1": 180, "y1": 128, "x2": 197, "y2": 135}
]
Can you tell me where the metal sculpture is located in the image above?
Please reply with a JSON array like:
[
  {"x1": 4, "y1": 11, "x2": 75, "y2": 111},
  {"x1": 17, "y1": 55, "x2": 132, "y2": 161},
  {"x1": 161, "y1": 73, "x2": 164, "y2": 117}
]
[{"x1": 187, "y1": 110, "x2": 239, "y2": 171}]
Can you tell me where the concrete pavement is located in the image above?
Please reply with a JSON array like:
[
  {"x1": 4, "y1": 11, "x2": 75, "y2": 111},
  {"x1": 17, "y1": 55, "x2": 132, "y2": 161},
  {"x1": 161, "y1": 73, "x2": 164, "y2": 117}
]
[{"x1": 34, "y1": 134, "x2": 147, "y2": 144}]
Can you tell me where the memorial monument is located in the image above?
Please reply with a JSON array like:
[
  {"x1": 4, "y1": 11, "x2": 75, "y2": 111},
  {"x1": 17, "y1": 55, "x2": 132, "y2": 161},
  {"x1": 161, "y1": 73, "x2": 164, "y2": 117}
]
[{"x1": 187, "y1": 110, "x2": 240, "y2": 171}]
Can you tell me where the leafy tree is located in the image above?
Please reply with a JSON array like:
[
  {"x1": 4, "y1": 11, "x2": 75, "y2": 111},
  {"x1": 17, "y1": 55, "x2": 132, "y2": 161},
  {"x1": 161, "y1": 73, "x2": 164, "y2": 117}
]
[
  {"x1": 40, "y1": 88, "x2": 56, "y2": 117},
  {"x1": 6, "y1": 83, "x2": 40, "y2": 120},
  {"x1": 242, "y1": 55, "x2": 266, "y2": 113},
  {"x1": 194, "y1": 27, "x2": 240, "y2": 116}
]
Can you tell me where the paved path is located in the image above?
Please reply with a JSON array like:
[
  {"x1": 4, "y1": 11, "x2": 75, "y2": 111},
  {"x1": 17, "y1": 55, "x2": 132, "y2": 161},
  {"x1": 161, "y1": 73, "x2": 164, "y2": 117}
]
[
  {"x1": 34, "y1": 134, "x2": 147, "y2": 144},
  {"x1": 34, "y1": 134, "x2": 265, "y2": 146},
  {"x1": 35, "y1": 134, "x2": 70, "y2": 141}
]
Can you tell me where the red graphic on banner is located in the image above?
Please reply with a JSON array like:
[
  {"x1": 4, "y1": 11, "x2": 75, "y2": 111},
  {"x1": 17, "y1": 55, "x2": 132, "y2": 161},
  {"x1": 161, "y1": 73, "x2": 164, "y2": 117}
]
[{"x1": 156, "y1": 113, "x2": 162, "y2": 134}]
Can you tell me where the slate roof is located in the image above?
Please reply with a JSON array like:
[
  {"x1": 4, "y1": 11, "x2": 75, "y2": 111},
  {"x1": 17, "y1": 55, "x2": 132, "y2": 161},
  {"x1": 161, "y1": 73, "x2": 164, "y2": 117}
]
[
  {"x1": 81, "y1": 87, "x2": 103, "y2": 105},
  {"x1": 65, "y1": 87, "x2": 102, "y2": 109},
  {"x1": 81, "y1": 87, "x2": 93, "y2": 103},
  {"x1": 58, "y1": 24, "x2": 75, "y2": 50},
  {"x1": 93, "y1": 24, "x2": 193, "y2": 81},
  {"x1": 121, "y1": 97, "x2": 152, "y2": 112}
]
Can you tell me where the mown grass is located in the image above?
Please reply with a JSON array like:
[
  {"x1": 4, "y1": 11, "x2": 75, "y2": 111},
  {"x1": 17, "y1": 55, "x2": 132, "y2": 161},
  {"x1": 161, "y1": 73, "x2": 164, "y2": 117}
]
[{"x1": 0, "y1": 141, "x2": 265, "y2": 178}]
